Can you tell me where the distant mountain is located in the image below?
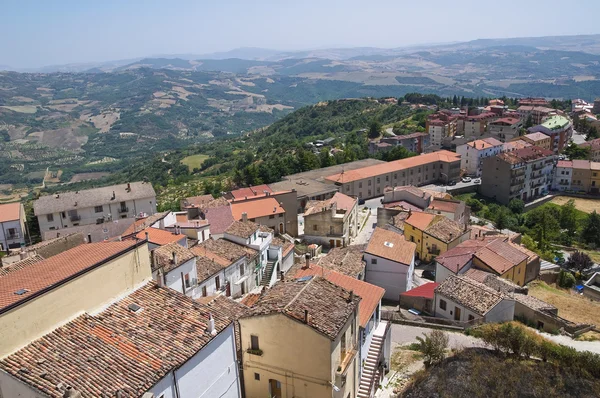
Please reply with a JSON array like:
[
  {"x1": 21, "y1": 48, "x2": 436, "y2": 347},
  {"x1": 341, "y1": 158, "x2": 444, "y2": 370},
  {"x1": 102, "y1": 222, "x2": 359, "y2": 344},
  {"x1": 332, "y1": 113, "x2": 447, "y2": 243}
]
[{"x1": 195, "y1": 47, "x2": 284, "y2": 60}]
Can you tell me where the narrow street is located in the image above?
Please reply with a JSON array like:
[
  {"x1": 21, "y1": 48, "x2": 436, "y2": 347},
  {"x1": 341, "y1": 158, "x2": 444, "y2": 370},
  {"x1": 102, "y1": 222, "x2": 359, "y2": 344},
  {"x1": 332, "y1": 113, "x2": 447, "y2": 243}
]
[{"x1": 353, "y1": 196, "x2": 382, "y2": 245}]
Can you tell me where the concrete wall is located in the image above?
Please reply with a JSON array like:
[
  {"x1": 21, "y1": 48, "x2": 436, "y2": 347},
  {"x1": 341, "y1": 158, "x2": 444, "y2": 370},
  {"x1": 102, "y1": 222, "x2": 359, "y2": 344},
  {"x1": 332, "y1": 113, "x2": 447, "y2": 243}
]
[
  {"x1": 161, "y1": 258, "x2": 197, "y2": 295},
  {"x1": 0, "y1": 369, "x2": 47, "y2": 398},
  {"x1": 0, "y1": 242, "x2": 151, "y2": 358},
  {"x1": 514, "y1": 301, "x2": 563, "y2": 333},
  {"x1": 0, "y1": 209, "x2": 26, "y2": 250},
  {"x1": 192, "y1": 268, "x2": 226, "y2": 299},
  {"x1": 435, "y1": 261, "x2": 472, "y2": 283},
  {"x1": 364, "y1": 253, "x2": 414, "y2": 300},
  {"x1": 399, "y1": 295, "x2": 434, "y2": 314},
  {"x1": 434, "y1": 293, "x2": 482, "y2": 322},
  {"x1": 485, "y1": 299, "x2": 516, "y2": 323}
]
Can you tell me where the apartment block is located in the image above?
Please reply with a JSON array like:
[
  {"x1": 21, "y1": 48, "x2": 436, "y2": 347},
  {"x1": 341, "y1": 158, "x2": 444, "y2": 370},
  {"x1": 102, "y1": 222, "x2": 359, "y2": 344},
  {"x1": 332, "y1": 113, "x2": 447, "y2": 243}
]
[
  {"x1": 571, "y1": 160, "x2": 592, "y2": 193},
  {"x1": 580, "y1": 138, "x2": 600, "y2": 162},
  {"x1": 0, "y1": 202, "x2": 26, "y2": 251},
  {"x1": 456, "y1": 137, "x2": 504, "y2": 177},
  {"x1": 552, "y1": 160, "x2": 573, "y2": 191},
  {"x1": 521, "y1": 132, "x2": 552, "y2": 151},
  {"x1": 325, "y1": 151, "x2": 461, "y2": 200},
  {"x1": 517, "y1": 106, "x2": 556, "y2": 125},
  {"x1": 370, "y1": 132, "x2": 430, "y2": 154},
  {"x1": 487, "y1": 117, "x2": 523, "y2": 142},
  {"x1": 527, "y1": 115, "x2": 573, "y2": 153},
  {"x1": 463, "y1": 112, "x2": 496, "y2": 138},
  {"x1": 481, "y1": 146, "x2": 555, "y2": 204},
  {"x1": 426, "y1": 112, "x2": 457, "y2": 146},
  {"x1": 33, "y1": 182, "x2": 156, "y2": 233}
]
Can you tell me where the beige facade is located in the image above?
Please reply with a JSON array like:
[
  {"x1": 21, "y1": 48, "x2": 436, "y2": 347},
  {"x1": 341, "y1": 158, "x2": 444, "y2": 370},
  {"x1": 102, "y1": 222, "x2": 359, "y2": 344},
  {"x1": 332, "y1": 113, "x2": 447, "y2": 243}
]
[
  {"x1": 0, "y1": 242, "x2": 150, "y2": 358},
  {"x1": 303, "y1": 194, "x2": 358, "y2": 248},
  {"x1": 240, "y1": 313, "x2": 359, "y2": 398}
]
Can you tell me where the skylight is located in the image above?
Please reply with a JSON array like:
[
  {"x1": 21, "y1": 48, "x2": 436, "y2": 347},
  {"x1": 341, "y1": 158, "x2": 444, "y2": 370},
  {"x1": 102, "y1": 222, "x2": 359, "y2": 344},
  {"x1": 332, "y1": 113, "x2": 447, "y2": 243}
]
[
  {"x1": 384, "y1": 241, "x2": 394, "y2": 248},
  {"x1": 128, "y1": 303, "x2": 142, "y2": 313},
  {"x1": 14, "y1": 289, "x2": 29, "y2": 296}
]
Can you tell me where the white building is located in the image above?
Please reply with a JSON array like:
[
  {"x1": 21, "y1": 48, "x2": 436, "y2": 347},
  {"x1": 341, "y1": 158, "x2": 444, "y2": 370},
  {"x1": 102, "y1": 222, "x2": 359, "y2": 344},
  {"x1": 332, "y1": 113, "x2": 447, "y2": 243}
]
[
  {"x1": 552, "y1": 160, "x2": 573, "y2": 191},
  {"x1": 0, "y1": 202, "x2": 26, "y2": 250},
  {"x1": 152, "y1": 242, "x2": 199, "y2": 295},
  {"x1": 456, "y1": 137, "x2": 504, "y2": 177},
  {"x1": 363, "y1": 227, "x2": 417, "y2": 301},
  {"x1": 33, "y1": 181, "x2": 156, "y2": 233},
  {"x1": 434, "y1": 275, "x2": 515, "y2": 323}
]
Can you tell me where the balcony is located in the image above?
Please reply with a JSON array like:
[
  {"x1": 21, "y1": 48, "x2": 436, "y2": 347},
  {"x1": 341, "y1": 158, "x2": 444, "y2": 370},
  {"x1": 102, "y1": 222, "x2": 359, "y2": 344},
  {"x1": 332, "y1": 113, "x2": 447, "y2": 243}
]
[
  {"x1": 428, "y1": 247, "x2": 441, "y2": 255},
  {"x1": 70, "y1": 215, "x2": 81, "y2": 222},
  {"x1": 336, "y1": 345, "x2": 358, "y2": 376},
  {"x1": 6, "y1": 233, "x2": 21, "y2": 240},
  {"x1": 118, "y1": 207, "x2": 129, "y2": 213}
]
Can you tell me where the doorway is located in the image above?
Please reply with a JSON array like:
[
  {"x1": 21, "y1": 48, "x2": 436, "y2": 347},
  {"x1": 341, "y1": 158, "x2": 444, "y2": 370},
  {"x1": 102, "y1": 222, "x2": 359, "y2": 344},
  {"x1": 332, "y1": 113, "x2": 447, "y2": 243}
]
[
  {"x1": 269, "y1": 379, "x2": 282, "y2": 398},
  {"x1": 454, "y1": 307, "x2": 461, "y2": 321},
  {"x1": 279, "y1": 223, "x2": 284, "y2": 234}
]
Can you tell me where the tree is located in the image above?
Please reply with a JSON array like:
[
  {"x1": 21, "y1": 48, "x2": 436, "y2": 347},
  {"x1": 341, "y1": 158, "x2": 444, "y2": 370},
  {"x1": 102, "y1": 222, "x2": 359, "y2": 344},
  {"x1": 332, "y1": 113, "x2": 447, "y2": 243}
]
[
  {"x1": 565, "y1": 251, "x2": 594, "y2": 274},
  {"x1": 508, "y1": 198, "x2": 525, "y2": 214},
  {"x1": 466, "y1": 198, "x2": 483, "y2": 212},
  {"x1": 416, "y1": 330, "x2": 448, "y2": 367},
  {"x1": 495, "y1": 208, "x2": 510, "y2": 230},
  {"x1": 563, "y1": 143, "x2": 590, "y2": 160},
  {"x1": 525, "y1": 206, "x2": 560, "y2": 251},
  {"x1": 368, "y1": 120, "x2": 382, "y2": 139},
  {"x1": 319, "y1": 148, "x2": 332, "y2": 168},
  {"x1": 588, "y1": 126, "x2": 599, "y2": 140},
  {"x1": 582, "y1": 211, "x2": 600, "y2": 247},
  {"x1": 452, "y1": 95, "x2": 458, "y2": 106},
  {"x1": 524, "y1": 114, "x2": 534, "y2": 129},
  {"x1": 559, "y1": 199, "x2": 578, "y2": 245}
]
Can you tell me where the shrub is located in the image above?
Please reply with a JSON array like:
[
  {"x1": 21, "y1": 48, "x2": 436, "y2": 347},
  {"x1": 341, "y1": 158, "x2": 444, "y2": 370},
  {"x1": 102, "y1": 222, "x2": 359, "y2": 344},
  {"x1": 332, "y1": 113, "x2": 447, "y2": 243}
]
[
  {"x1": 466, "y1": 198, "x2": 483, "y2": 212},
  {"x1": 416, "y1": 330, "x2": 449, "y2": 367},
  {"x1": 508, "y1": 198, "x2": 525, "y2": 214},
  {"x1": 558, "y1": 269, "x2": 576, "y2": 288}
]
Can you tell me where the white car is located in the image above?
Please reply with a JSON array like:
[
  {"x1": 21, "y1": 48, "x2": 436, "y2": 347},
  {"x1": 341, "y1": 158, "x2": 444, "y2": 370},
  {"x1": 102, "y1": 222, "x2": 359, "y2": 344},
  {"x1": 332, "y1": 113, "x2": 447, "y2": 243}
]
[
  {"x1": 461, "y1": 177, "x2": 472, "y2": 183},
  {"x1": 473, "y1": 178, "x2": 481, "y2": 184}
]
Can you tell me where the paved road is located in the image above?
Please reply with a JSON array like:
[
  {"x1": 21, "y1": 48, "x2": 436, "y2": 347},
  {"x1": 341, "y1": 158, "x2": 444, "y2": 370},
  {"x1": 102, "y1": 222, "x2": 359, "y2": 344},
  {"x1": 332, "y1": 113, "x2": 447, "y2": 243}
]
[
  {"x1": 353, "y1": 197, "x2": 383, "y2": 245},
  {"x1": 539, "y1": 332, "x2": 600, "y2": 354},
  {"x1": 390, "y1": 324, "x2": 486, "y2": 349},
  {"x1": 571, "y1": 129, "x2": 586, "y2": 145}
]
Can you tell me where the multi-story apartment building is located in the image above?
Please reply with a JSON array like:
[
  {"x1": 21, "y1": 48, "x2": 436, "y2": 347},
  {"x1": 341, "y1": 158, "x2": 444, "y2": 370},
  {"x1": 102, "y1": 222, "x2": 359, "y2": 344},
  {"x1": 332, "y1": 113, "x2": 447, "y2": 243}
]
[
  {"x1": 518, "y1": 97, "x2": 550, "y2": 107},
  {"x1": 521, "y1": 132, "x2": 552, "y2": 151},
  {"x1": 527, "y1": 115, "x2": 573, "y2": 153},
  {"x1": 456, "y1": 137, "x2": 504, "y2": 177},
  {"x1": 463, "y1": 112, "x2": 496, "y2": 138},
  {"x1": 580, "y1": 138, "x2": 600, "y2": 162},
  {"x1": 370, "y1": 132, "x2": 430, "y2": 155},
  {"x1": 517, "y1": 106, "x2": 556, "y2": 125},
  {"x1": 325, "y1": 151, "x2": 461, "y2": 200},
  {"x1": 552, "y1": 160, "x2": 573, "y2": 191},
  {"x1": 426, "y1": 112, "x2": 457, "y2": 146},
  {"x1": 571, "y1": 160, "x2": 592, "y2": 193},
  {"x1": 239, "y1": 276, "x2": 361, "y2": 398},
  {"x1": 481, "y1": 146, "x2": 555, "y2": 204},
  {"x1": 303, "y1": 192, "x2": 358, "y2": 248},
  {"x1": 591, "y1": 163, "x2": 600, "y2": 194},
  {"x1": 33, "y1": 182, "x2": 156, "y2": 233},
  {"x1": 0, "y1": 202, "x2": 26, "y2": 251},
  {"x1": 487, "y1": 117, "x2": 523, "y2": 142}
]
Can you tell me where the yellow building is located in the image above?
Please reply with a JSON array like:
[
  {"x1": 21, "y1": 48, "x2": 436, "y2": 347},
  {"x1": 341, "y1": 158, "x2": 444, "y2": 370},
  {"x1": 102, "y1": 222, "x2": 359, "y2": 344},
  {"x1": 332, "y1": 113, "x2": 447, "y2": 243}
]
[
  {"x1": 0, "y1": 240, "x2": 150, "y2": 357},
  {"x1": 591, "y1": 162, "x2": 600, "y2": 194},
  {"x1": 402, "y1": 211, "x2": 470, "y2": 262},
  {"x1": 522, "y1": 132, "x2": 552, "y2": 151},
  {"x1": 239, "y1": 277, "x2": 360, "y2": 398},
  {"x1": 472, "y1": 239, "x2": 528, "y2": 286}
]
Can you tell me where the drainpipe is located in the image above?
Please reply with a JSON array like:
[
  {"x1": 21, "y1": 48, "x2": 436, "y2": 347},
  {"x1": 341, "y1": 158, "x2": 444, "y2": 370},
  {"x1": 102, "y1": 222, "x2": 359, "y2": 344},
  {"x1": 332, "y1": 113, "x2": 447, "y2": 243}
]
[{"x1": 171, "y1": 370, "x2": 181, "y2": 398}]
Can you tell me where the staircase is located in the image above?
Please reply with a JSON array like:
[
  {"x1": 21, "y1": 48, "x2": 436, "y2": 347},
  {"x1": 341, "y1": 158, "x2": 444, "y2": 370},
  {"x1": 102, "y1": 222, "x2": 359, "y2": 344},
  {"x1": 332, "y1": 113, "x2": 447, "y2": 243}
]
[
  {"x1": 260, "y1": 260, "x2": 276, "y2": 286},
  {"x1": 357, "y1": 334, "x2": 384, "y2": 398}
]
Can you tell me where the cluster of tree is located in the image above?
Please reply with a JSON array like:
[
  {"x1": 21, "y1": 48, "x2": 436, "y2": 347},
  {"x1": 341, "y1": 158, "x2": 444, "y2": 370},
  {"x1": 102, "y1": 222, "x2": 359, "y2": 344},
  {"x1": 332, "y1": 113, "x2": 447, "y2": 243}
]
[{"x1": 573, "y1": 113, "x2": 599, "y2": 140}]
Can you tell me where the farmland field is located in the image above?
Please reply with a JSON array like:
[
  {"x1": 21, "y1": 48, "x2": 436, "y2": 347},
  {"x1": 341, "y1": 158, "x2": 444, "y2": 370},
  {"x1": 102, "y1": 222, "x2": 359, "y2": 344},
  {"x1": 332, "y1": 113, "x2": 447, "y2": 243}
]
[
  {"x1": 550, "y1": 196, "x2": 600, "y2": 214},
  {"x1": 181, "y1": 154, "x2": 209, "y2": 171}
]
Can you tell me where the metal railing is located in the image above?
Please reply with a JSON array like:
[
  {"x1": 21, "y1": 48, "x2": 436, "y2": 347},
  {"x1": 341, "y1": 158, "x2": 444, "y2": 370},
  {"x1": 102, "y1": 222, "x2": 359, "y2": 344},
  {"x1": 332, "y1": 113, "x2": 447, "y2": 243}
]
[
  {"x1": 70, "y1": 215, "x2": 81, "y2": 222},
  {"x1": 119, "y1": 207, "x2": 129, "y2": 213}
]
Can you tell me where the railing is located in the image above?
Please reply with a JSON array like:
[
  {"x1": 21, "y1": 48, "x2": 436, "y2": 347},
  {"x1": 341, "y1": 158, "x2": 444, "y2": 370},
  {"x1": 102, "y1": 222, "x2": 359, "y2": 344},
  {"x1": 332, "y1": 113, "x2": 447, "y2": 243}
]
[
  {"x1": 428, "y1": 247, "x2": 440, "y2": 255},
  {"x1": 6, "y1": 233, "x2": 20, "y2": 240},
  {"x1": 119, "y1": 207, "x2": 129, "y2": 213},
  {"x1": 70, "y1": 215, "x2": 81, "y2": 222}
]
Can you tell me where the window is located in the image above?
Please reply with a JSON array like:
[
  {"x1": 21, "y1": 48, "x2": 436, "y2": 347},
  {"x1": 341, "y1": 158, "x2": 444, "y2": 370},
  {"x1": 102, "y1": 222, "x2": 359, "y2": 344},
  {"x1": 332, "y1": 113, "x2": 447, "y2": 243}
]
[
  {"x1": 215, "y1": 276, "x2": 221, "y2": 290},
  {"x1": 376, "y1": 177, "x2": 380, "y2": 184},
  {"x1": 279, "y1": 213, "x2": 283, "y2": 217},
  {"x1": 202, "y1": 286, "x2": 207, "y2": 297},
  {"x1": 94, "y1": 205, "x2": 103, "y2": 213},
  {"x1": 47, "y1": 214, "x2": 54, "y2": 222},
  {"x1": 240, "y1": 263, "x2": 245, "y2": 275},
  {"x1": 251, "y1": 335, "x2": 260, "y2": 351},
  {"x1": 368, "y1": 180, "x2": 372, "y2": 186},
  {"x1": 468, "y1": 315, "x2": 475, "y2": 321},
  {"x1": 371, "y1": 258, "x2": 377, "y2": 264},
  {"x1": 61, "y1": 212, "x2": 66, "y2": 219},
  {"x1": 368, "y1": 190, "x2": 372, "y2": 196},
  {"x1": 313, "y1": 224, "x2": 318, "y2": 231},
  {"x1": 394, "y1": 173, "x2": 397, "y2": 179},
  {"x1": 346, "y1": 185, "x2": 350, "y2": 191},
  {"x1": 385, "y1": 176, "x2": 389, "y2": 182},
  {"x1": 254, "y1": 373, "x2": 260, "y2": 381},
  {"x1": 359, "y1": 182, "x2": 363, "y2": 188},
  {"x1": 184, "y1": 274, "x2": 190, "y2": 289},
  {"x1": 269, "y1": 215, "x2": 275, "y2": 219},
  {"x1": 439, "y1": 299, "x2": 447, "y2": 311}
]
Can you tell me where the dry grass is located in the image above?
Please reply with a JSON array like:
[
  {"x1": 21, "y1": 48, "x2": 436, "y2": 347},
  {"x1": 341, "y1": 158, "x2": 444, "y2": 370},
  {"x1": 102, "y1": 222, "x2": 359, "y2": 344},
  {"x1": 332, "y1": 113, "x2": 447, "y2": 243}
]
[
  {"x1": 391, "y1": 346, "x2": 423, "y2": 372},
  {"x1": 529, "y1": 281, "x2": 600, "y2": 326},
  {"x1": 550, "y1": 196, "x2": 600, "y2": 214},
  {"x1": 181, "y1": 154, "x2": 209, "y2": 171}
]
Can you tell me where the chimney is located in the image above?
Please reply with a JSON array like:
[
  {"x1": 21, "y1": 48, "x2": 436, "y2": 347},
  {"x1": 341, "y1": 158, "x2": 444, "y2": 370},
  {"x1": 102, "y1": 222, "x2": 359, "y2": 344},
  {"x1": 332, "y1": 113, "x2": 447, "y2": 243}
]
[
  {"x1": 207, "y1": 313, "x2": 217, "y2": 336},
  {"x1": 63, "y1": 387, "x2": 82, "y2": 398},
  {"x1": 242, "y1": 212, "x2": 248, "y2": 222},
  {"x1": 145, "y1": 231, "x2": 149, "y2": 241},
  {"x1": 127, "y1": 182, "x2": 131, "y2": 192},
  {"x1": 449, "y1": 233, "x2": 453, "y2": 241},
  {"x1": 304, "y1": 253, "x2": 310, "y2": 269},
  {"x1": 304, "y1": 309, "x2": 309, "y2": 323},
  {"x1": 280, "y1": 271, "x2": 285, "y2": 281},
  {"x1": 273, "y1": 206, "x2": 276, "y2": 213},
  {"x1": 87, "y1": 234, "x2": 92, "y2": 243},
  {"x1": 19, "y1": 251, "x2": 27, "y2": 260},
  {"x1": 112, "y1": 191, "x2": 116, "y2": 200},
  {"x1": 349, "y1": 290, "x2": 354, "y2": 303},
  {"x1": 172, "y1": 251, "x2": 177, "y2": 265},
  {"x1": 157, "y1": 267, "x2": 165, "y2": 287}
]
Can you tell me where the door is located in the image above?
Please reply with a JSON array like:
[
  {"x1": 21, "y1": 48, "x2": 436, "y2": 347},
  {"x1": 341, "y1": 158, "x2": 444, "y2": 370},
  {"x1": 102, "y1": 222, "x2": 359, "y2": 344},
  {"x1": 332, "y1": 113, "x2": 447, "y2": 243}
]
[
  {"x1": 454, "y1": 307, "x2": 461, "y2": 321},
  {"x1": 269, "y1": 379, "x2": 282, "y2": 398},
  {"x1": 329, "y1": 239, "x2": 335, "y2": 247},
  {"x1": 279, "y1": 223, "x2": 284, "y2": 234}
]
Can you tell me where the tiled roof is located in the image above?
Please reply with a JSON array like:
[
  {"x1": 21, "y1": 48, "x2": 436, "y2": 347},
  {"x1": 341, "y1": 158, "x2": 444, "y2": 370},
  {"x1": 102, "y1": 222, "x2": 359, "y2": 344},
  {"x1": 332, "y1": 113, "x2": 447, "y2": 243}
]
[
  {"x1": 428, "y1": 199, "x2": 460, "y2": 214},
  {"x1": 293, "y1": 264, "x2": 384, "y2": 328},
  {"x1": 230, "y1": 197, "x2": 285, "y2": 220},
  {"x1": 512, "y1": 146, "x2": 554, "y2": 162},
  {"x1": 435, "y1": 275, "x2": 505, "y2": 316},
  {"x1": 272, "y1": 237, "x2": 294, "y2": 257},
  {"x1": 316, "y1": 244, "x2": 366, "y2": 277},
  {"x1": 405, "y1": 211, "x2": 437, "y2": 231},
  {"x1": 325, "y1": 151, "x2": 460, "y2": 183},
  {"x1": 581, "y1": 138, "x2": 600, "y2": 151},
  {"x1": 229, "y1": 184, "x2": 273, "y2": 200},
  {"x1": 489, "y1": 117, "x2": 520, "y2": 125},
  {"x1": 240, "y1": 293, "x2": 261, "y2": 307},
  {"x1": 224, "y1": 220, "x2": 260, "y2": 239},
  {"x1": 180, "y1": 194, "x2": 214, "y2": 209},
  {"x1": 503, "y1": 140, "x2": 532, "y2": 151},
  {"x1": 474, "y1": 239, "x2": 528, "y2": 275},
  {"x1": 33, "y1": 182, "x2": 156, "y2": 216},
  {"x1": 424, "y1": 217, "x2": 466, "y2": 243},
  {"x1": 0, "y1": 255, "x2": 44, "y2": 278},
  {"x1": 202, "y1": 204, "x2": 235, "y2": 234},
  {"x1": 0, "y1": 202, "x2": 22, "y2": 223},
  {"x1": 132, "y1": 227, "x2": 186, "y2": 246},
  {"x1": 0, "y1": 241, "x2": 141, "y2": 313},
  {"x1": 389, "y1": 185, "x2": 432, "y2": 201},
  {"x1": 244, "y1": 277, "x2": 360, "y2": 340},
  {"x1": 0, "y1": 283, "x2": 235, "y2": 398},
  {"x1": 514, "y1": 293, "x2": 557, "y2": 312},
  {"x1": 463, "y1": 268, "x2": 493, "y2": 283},
  {"x1": 204, "y1": 197, "x2": 230, "y2": 209},
  {"x1": 524, "y1": 132, "x2": 550, "y2": 142},
  {"x1": 435, "y1": 238, "x2": 492, "y2": 273},
  {"x1": 192, "y1": 238, "x2": 257, "y2": 267},
  {"x1": 384, "y1": 200, "x2": 423, "y2": 212},
  {"x1": 195, "y1": 256, "x2": 226, "y2": 281},
  {"x1": 304, "y1": 192, "x2": 357, "y2": 216},
  {"x1": 557, "y1": 160, "x2": 573, "y2": 168},
  {"x1": 466, "y1": 138, "x2": 503, "y2": 150},
  {"x1": 152, "y1": 242, "x2": 196, "y2": 273},
  {"x1": 366, "y1": 227, "x2": 415, "y2": 265},
  {"x1": 400, "y1": 282, "x2": 438, "y2": 299},
  {"x1": 572, "y1": 159, "x2": 591, "y2": 170},
  {"x1": 122, "y1": 211, "x2": 170, "y2": 236}
]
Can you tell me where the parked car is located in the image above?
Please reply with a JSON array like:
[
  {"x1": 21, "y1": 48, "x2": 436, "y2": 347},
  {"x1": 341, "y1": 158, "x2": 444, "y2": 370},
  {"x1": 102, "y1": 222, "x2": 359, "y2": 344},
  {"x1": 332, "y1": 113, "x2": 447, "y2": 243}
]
[
  {"x1": 422, "y1": 270, "x2": 436, "y2": 281},
  {"x1": 447, "y1": 180, "x2": 457, "y2": 186},
  {"x1": 473, "y1": 178, "x2": 481, "y2": 184},
  {"x1": 461, "y1": 177, "x2": 472, "y2": 183},
  {"x1": 358, "y1": 198, "x2": 366, "y2": 205}
]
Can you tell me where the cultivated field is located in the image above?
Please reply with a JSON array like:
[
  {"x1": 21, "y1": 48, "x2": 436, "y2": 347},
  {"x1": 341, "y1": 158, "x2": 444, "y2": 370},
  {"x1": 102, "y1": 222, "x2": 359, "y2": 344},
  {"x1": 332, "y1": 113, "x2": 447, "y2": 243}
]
[
  {"x1": 69, "y1": 172, "x2": 110, "y2": 183},
  {"x1": 529, "y1": 281, "x2": 600, "y2": 327},
  {"x1": 550, "y1": 196, "x2": 600, "y2": 214},
  {"x1": 181, "y1": 154, "x2": 209, "y2": 171}
]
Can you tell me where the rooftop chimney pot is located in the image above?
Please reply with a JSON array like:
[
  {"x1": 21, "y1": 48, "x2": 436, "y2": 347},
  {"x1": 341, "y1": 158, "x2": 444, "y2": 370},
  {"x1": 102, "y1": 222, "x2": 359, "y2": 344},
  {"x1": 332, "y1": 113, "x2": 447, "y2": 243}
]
[
  {"x1": 207, "y1": 313, "x2": 216, "y2": 336},
  {"x1": 280, "y1": 271, "x2": 285, "y2": 281},
  {"x1": 304, "y1": 309, "x2": 309, "y2": 324},
  {"x1": 242, "y1": 212, "x2": 248, "y2": 222},
  {"x1": 304, "y1": 253, "x2": 310, "y2": 269}
]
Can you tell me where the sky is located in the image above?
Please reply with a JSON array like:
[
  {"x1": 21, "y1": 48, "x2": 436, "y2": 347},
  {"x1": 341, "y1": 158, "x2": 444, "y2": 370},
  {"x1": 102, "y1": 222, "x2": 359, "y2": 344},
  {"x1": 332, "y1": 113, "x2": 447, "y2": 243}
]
[{"x1": 2, "y1": 0, "x2": 600, "y2": 68}]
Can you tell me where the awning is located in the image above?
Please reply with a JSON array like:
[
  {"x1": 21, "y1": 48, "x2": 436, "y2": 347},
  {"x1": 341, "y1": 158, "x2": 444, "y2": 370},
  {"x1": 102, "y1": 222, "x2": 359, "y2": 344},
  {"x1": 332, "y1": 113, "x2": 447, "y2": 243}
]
[{"x1": 235, "y1": 275, "x2": 250, "y2": 285}]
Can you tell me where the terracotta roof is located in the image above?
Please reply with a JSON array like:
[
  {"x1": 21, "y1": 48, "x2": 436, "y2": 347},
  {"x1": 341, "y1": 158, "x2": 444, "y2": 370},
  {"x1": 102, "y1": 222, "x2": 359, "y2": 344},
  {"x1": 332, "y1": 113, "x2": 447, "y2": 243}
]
[
  {"x1": 0, "y1": 202, "x2": 22, "y2": 223},
  {"x1": 466, "y1": 138, "x2": 503, "y2": 150},
  {"x1": 503, "y1": 140, "x2": 532, "y2": 151},
  {"x1": 435, "y1": 238, "x2": 492, "y2": 273},
  {"x1": 122, "y1": 211, "x2": 170, "y2": 236},
  {"x1": 388, "y1": 185, "x2": 432, "y2": 201},
  {"x1": 405, "y1": 211, "x2": 437, "y2": 231},
  {"x1": 240, "y1": 293, "x2": 261, "y2": 307},
  {"x1": 557, "y1": 160, "x2": 573, "y2": 168},
  {"x1": 463, "y1": 268, "x2": 493, "y2": 283},
  {"x1": 224, "y1": 220, "x2": 260, "y2": 239},
  {"x1": 192, "y1": 238, "x2": 257, "y2": 267},
  {"x1": 271, "y1": 237, "x2": 294, "y2": 257},
  {"x1": 489, "y1": 117, "x2": 520, "y2": 125},
  {"x1": 204, "y1": 197, "x2": 230, "y2": 209},
  {"x1": 195, "y1": 255, "x2": 226, "y2": 281},
  {"x1": 304, "y1": 192, "x2": 357, "y2": 216},
  {"x1": 172, "y1": 220, "x2": 209, "y2": 229},
  {"x1": 384, "y1": 201, "x2": 423, "y2": 212},
  {"x1": 400, "y1": 282, "x2": 438, "y2": 300},
  {"x1": 33, "y1": 182, "x2": 156, "y2": 216},
  {"x1": 581, "y1": 138, "x2": 600, "y2": 151},
  {"x1": 435, "y1": 275, "x2": 505, "y2": 316},
  {"x1": 180, "y1": 194, "x2": 214, "y2": 209},
  {"x1": 0, "y1": 283, "x2": 236, "y2": 398},
  {"x1": 474, "y1": 239, "x2": 528, "y2": 275},
  {"x1": 230, "y1": 197, "x2": 284, "y2": 220},
  {"x1": 132, "y1": 228, "x2": 186, "y2": 246},
  {"x1": 229, "y1": 184, "x2": 272, "y2": 200},
  {"x1": 428, "y1": 199, "x2": 460, "y2": 214},
  {"x1": 244, "y1": 277, "x2": 360, "y2": 340},
  {"x1": 366, "y1": 227, "x2": 415, "y2": 265},
  {"x1": 524, "y1": 132, "x2": 550, "y2": 142},
  {"x1": 0, "y1": 241, "x2": 141, "y2": 313},
  {"x1": 293, "y1": 264, "x2": 384, "y2": 328},
  {"x1": 513, "y1": 293, "x2": 556, "y2": 312},
  {"x1": 325, "y1": 151, "x2": 461, "y2": 183},
  {"x1": 424, "y1": 217, "x2": 466, "y2": 243},
  {"x1": 316, "y1": 244, "x2": 366, "y2": 277},
  {"x1": 512, "y1": 146, "x2": 554, "y2": 162},
  {"x1": 202, "y1": 204, "x2": 235, "y2": 235},
  {"x1": 572, "y1": 159, "x2": 591, "y2": 170},
  {"x1": 0, "y1": 255, "x2": 44, "y2": 278},
  {"x1": 152, "y1": 242, "x2": 196, "y2": 273}
]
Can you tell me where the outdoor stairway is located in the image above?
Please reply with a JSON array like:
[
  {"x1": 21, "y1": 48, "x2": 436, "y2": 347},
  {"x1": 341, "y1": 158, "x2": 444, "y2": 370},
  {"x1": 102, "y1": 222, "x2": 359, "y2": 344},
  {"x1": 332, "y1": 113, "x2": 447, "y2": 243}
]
[
  {"x1": 260, "y1": 260, "x2": 276, "y2": 286},
  {"x1": 357, "y1": 334, "x2": 384, "y2": 398}
]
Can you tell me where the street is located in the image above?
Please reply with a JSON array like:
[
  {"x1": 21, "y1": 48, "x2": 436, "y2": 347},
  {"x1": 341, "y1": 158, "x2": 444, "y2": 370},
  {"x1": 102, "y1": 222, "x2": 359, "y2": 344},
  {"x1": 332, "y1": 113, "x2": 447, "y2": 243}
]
[
  {"x1": 391, "y1": 324, "x2": 486, "y2": 349},
  {"x1": 571, "y1": 129, "x2": 586, "y2": 145},
  {"x1": 353, "y1": 196, "x2": 382, "y2": 245}
]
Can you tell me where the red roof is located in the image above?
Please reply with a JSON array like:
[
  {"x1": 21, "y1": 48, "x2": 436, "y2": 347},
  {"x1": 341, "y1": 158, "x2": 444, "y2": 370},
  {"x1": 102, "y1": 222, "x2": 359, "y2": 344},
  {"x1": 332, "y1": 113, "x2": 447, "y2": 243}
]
[
  {"x1": 0, "y1": 202, "x2": 22, "y2": 223},
  {"x1": 400, "y1": 282, "x2": 438, "y2": 300},
  {"x1": 0, "y1": 241, "x2": 140, "y2": 312},
  {"x1": 230, "y1": 184, "x2": 272, "y2": 200},
  {"x1": 133, "y1": 228, "x2": 186, "y2": 246},
  {"x1": 231, "y1": 197, "x2": 285, "y2": 220},
  {"x1": 294, "y1": 264, "x2": 384, "y2": 328}
]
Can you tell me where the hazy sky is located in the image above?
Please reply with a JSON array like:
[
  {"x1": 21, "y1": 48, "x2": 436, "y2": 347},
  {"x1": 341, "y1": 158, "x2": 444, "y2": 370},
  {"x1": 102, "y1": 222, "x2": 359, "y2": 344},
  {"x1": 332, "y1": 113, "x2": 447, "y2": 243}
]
[{"x1": 2, "y1": 0, "x2": 599, "y2": 68}]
